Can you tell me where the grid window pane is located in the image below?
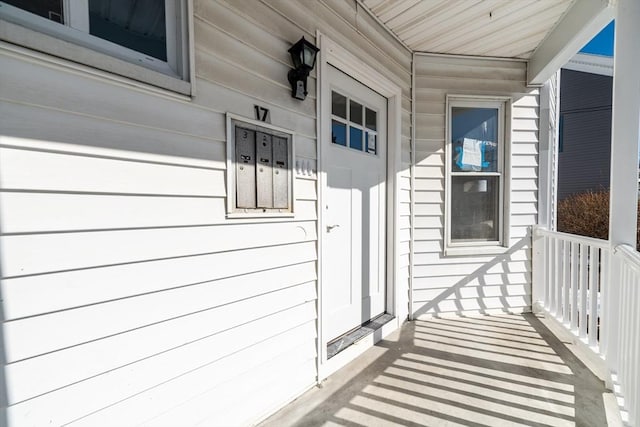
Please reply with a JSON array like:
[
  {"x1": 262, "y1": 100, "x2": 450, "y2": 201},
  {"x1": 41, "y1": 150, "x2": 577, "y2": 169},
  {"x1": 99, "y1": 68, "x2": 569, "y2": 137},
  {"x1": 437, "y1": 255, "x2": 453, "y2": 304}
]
[
  {"x1": 332, "y1": 91, "x2": 347, "y2": 119},
  {"x1": 332, "y1": 120, "x2": 347, "y2": 146},
  {"x1": 350, "y1": 127, "x2": 363, "y2": 151},
  {"x1": 350, "y1": 100, "x2": 363, "y2": 125},
  {"x1": 365, "y1": 108, "x2": 377, "y2": 130},
  {"x1": 366, "y1": 132, "x2": 376, "y2": 154},
  {"x1": 451, "y1": 176, "x2": 499, "y2": 241}
]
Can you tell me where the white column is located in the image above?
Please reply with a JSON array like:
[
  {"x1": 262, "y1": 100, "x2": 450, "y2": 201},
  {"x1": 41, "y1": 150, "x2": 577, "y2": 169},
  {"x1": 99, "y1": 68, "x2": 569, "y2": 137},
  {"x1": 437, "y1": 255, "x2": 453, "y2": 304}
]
[
  {"x1": 606, "y1": 0, "x2": 640, "y2": 374},
  {"x1": 533, "y1": 75, "x2": 559, "y2": 311}
]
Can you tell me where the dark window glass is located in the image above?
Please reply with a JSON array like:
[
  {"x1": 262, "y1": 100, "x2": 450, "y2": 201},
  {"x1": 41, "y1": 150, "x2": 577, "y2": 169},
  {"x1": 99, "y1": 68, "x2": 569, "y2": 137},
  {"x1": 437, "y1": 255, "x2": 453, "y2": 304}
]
[
  {"x1": 365, "y1": 108, "x2": 377, "y2": 130},
  {"x1": 332, "y1": 121, "x2": 346, "y2": 146},
  {"x1": 349, "y1": 100, "x2": 363, "y2": 125},
  {"x1": 4, "y1": 0, "x2": 63, "y2": 23},
  {"x1": 451, "y1": 107, "x2": 499, "y2": 172},
  {"x1": 451, "y1": 176, "x2": 499, "y2": 241},
  {"x1": 89, "y1": 0, "x2": 167, "y2": 61},
  {"x1": 332, "y1": 91, "x2": 347, "y2": 119},
  {"x1": 350, "y1": 127, "x2": 363, "y2": 151}
]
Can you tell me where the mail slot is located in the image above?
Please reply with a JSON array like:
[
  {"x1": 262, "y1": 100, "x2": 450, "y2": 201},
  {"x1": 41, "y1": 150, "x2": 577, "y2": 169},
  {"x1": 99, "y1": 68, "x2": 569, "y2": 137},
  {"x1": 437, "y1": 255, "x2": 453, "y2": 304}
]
[
  {"x1": 256, "y1": 132, "x2": 273, "y2": 208},
  {"x1": 235, "y1": 127, "x2": 256, "y2": 208},
  {"x1": 272, "y1": 136, "x2": 289, "y2": 209}
]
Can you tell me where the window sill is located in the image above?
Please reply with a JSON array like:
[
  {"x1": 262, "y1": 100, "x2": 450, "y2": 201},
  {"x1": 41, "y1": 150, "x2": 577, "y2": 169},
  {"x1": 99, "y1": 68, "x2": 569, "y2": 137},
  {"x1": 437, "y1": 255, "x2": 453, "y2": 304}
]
[
  {"x1": 444, "y1": 245, "x2": 509, "y2": 257},
  {"x1": 0, "y1": 19, "x2": 191, "y2": 98},
  {"x1": 226, "y1": 212, "x2": 295, "y2": 220}
]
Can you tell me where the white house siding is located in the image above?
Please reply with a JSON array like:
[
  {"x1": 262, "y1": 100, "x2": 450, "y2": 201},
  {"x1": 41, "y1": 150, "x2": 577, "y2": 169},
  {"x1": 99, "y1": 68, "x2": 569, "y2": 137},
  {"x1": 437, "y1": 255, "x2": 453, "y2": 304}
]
[
  {"x1": 412, "y1": 55, "x2": 538, "y2": 318},
  {"x1": 0, "y1": 1, "x2": 411, "y2": 426}
]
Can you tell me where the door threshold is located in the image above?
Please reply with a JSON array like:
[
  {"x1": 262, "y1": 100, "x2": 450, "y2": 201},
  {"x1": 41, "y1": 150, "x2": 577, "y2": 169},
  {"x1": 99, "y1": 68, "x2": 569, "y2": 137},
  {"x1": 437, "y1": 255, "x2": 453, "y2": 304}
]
[{"x1": 327, "y1": 313, "x2": 395, "y2": 359}]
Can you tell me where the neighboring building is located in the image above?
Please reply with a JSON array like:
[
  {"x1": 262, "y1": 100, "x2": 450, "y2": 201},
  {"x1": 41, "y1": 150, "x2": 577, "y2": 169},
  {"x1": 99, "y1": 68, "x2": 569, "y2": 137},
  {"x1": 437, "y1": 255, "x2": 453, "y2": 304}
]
[
  {"x1": 557, "y1": 66, "x2": 613, "y2": 200},
  {"x1": 0, "y1": 1, "x2": 629, "y2": 426},
  {"x1": 557, "y1": 22, "x2": 614, "y2": 200}
]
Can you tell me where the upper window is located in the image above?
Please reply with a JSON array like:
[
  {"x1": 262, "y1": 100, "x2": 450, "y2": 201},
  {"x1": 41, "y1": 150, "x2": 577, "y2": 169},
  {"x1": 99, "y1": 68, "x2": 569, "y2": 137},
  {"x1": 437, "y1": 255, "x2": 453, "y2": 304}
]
[
  {"x1": 0, "y1": 0, "x2": 189, "y2": 90},
  {"x1": 446, "y1": 96, "x2": 510, "y2": 253}
]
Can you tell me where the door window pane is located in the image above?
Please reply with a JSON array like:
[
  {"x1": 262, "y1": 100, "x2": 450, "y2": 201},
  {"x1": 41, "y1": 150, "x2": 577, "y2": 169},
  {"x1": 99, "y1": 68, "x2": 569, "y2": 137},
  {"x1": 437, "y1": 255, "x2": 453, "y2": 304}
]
[
  {"x1": 451, "y1": 176, "x2": 499, "y2": 241},
  {"x1": 349, "y1": 127, "x2": 363, "y2": 151},
  {"x1": 4, "y1": 0, "x2": 63, "y2": 23},
  {"x1": 365, "y1": 108, "x2": 377, "y2": 130},
  {"x1": 451, "y1": 107, "x2": 498, "y2": 172},
  {"x1": 366, "y1": 132, "x2": 376, "y2": 154},
  {"x1": 332, "y1": 120, "x2": 347, "y2": 146},
  {"x1": 349, "y1": 100, "x2": 363, "y2": 125},
  {"x1": 332, "y1": 91, "x2": 347, "y2": 119},
  {"x1": 89, "y1": 0, "x2": 167, "y2": 61}
]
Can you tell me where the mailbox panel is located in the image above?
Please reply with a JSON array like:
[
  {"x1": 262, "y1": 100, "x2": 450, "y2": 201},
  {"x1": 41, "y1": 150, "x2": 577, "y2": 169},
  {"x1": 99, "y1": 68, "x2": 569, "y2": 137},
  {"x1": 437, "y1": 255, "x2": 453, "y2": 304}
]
[
  {"x1": 228, "y1": 115, "x2": 294, "y2": 216},
  {"x1": 235, "y1": 127, "x2": 256, "y2": 208},
  {"x1": 272, "y1": 136, "x2": 289, "y2": 209},
  {"x1": 256, "y1": 131, "x2": 273, "y2": 208}
]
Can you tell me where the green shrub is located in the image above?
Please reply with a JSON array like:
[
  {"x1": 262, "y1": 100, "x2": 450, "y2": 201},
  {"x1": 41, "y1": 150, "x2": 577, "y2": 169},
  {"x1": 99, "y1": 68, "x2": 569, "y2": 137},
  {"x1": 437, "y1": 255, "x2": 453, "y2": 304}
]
[{"x1": 556, "y1": 190, "x2": 640, "y2": 250}]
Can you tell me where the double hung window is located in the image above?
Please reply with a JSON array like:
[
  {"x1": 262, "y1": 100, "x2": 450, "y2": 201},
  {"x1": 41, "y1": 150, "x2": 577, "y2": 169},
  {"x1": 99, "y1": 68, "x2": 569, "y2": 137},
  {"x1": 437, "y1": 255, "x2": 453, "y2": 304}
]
[
  {"x1": 446, "y1": 96, "x2": 510, "y2": 254},
  {"x1": 0, "y1": 0, "x2": 189, "y2": 90}
]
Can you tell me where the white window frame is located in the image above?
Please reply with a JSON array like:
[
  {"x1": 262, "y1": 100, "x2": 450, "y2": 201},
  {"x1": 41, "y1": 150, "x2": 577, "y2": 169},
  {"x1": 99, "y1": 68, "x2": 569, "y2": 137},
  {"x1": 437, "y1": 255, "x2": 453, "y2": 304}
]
[
  {"x1": 225, "y1": 113, "x2": 296, "y2": 219},
  {"x1": 0, "y1": 0, "x2": 192, "y2": 94},
  {"x1": 445, "y1": 95, "x2": 512, "y2": 256}
]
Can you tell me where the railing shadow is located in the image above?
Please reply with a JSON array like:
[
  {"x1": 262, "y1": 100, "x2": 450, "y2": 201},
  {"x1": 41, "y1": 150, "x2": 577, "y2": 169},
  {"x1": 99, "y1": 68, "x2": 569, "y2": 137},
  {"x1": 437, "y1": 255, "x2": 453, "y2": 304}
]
[
  {"x1": 413, "y1": 236, "x2": 531, "y2": 318},
  {"x1": 262, "y1": 313, "x2": 608, "y2": 427}
]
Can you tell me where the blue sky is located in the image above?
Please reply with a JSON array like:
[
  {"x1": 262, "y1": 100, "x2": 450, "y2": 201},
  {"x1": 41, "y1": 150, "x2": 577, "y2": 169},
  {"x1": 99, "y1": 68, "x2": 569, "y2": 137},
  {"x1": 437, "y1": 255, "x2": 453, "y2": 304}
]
[{"x1": 579, "y1": 21, "x2": 614, "y2": 57}]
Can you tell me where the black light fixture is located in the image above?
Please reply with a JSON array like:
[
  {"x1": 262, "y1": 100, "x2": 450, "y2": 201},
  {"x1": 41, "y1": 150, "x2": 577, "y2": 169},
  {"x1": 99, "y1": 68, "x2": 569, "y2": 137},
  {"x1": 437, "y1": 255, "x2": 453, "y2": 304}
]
[{"x1": 287, "y1": 37, "x2": 319, "y2": 100}]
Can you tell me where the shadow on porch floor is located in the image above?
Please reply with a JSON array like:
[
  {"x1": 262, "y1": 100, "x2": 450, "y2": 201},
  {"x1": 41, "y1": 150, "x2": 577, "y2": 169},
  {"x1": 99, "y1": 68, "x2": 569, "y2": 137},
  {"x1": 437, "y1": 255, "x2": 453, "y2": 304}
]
[{"x1": 261, "y1": 314, "x2": 620, "y2": 427}]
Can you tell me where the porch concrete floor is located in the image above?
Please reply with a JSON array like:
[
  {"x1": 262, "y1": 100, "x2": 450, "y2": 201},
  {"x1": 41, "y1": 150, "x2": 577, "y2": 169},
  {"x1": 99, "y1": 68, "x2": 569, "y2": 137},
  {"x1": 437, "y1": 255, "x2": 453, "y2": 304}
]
[{"x1": 261, "y1": 314, "x2": 622, "y2": 427}]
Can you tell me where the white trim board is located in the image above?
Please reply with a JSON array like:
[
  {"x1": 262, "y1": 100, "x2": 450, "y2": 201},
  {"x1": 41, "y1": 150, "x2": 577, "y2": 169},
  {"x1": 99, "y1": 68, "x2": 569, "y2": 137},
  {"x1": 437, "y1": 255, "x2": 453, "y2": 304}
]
[{"x1": 316, "y1": 32, "x2": 404, "y2": 381}]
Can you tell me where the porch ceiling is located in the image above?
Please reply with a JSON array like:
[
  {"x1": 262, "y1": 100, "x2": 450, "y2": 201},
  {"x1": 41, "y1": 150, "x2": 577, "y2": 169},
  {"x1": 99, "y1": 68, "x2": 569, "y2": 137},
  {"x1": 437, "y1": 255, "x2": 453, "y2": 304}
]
[
  {"x1": 361, "y1": 0, "x2": 616, "y2": 84},
  {"x1": 361, "y1": 0, "x2": 576, "y2": 59}
]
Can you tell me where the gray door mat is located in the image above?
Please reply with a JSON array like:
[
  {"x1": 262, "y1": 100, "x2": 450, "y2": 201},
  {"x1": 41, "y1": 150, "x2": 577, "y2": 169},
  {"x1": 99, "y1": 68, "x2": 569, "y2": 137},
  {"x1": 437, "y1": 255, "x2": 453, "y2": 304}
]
[{"x1": 327, "y1": 313, "x2": 395, "y2": 359}]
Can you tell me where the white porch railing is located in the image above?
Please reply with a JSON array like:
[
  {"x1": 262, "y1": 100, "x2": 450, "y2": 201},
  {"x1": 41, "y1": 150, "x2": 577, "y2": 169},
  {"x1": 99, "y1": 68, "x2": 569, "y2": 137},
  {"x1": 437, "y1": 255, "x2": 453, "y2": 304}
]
[{"x1": 533, "y1": 226, "x2": 640, "y2": 426}]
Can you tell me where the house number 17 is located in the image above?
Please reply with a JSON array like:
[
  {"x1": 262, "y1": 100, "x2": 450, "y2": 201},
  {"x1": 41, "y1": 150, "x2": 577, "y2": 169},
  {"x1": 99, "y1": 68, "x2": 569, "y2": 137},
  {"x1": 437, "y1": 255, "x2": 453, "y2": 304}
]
[{"x1": 254, "y1": 105, "x2": 270, "y2": 122}]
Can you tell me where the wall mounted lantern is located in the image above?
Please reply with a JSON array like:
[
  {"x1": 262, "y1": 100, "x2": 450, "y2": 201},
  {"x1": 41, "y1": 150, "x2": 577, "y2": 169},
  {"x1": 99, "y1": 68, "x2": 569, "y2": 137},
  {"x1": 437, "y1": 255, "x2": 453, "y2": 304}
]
[{"x1": 287, "y1": 37, "x2": 319, "y2": 100}]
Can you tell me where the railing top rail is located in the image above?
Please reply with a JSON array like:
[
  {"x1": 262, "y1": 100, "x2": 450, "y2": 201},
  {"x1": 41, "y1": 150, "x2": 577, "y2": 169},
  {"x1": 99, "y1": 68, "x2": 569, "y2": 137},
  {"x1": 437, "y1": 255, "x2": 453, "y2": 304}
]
[
  {"x1": 533, "y1": 226, "x2": 610, "y2": 250},
  {"x1": 614, "y1": 243, "x2": 640, "y2": 271}
]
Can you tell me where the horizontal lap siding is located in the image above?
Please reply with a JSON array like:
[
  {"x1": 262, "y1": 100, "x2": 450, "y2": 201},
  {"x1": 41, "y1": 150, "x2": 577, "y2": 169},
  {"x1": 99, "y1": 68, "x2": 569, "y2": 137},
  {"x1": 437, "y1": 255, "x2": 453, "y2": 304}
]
[
  {"x1": 0, "y1": 1, "x2": 411, "y2": 426},
  {"x1": 412, "y1": 55, "x2": 537, "y2": 318}
]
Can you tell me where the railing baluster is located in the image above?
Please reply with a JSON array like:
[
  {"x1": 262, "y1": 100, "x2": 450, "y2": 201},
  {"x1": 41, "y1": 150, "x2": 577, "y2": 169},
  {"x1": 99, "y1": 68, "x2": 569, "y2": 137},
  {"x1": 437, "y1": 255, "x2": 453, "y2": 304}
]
[
  {"x1": 552, "y1": 238, "x2": 561, "y2": 316},
  {"x1": 621, "y1": 265, "x2": 630, "y2": 419},
  {"x1": 588, "y1": 247, "x2": 599, "y2": 346},
  {"x1": 545, "y1": 236, "x2": 552, "y2": 311},
  {"x1": 556, "y1": 239, "x2": 564, "y2": 319},
  {"x1": 599, "y1": 249, "x2": 609, "y2": 355},
  {"x1": 631, "y1": 269, "x2": 640, "y2": 426},
  {"x1": 579, "y1": 243, "x2": 588, "y2": 339},
  {"x1": 548, "y1": 237, "x2": 555, "y2": 314},
  {"x1": 571, "y1": 241, "x2": 579, "y2": 333},
  {"x1": 563, "y1": 241, "x2": 570, "y2": 324}
]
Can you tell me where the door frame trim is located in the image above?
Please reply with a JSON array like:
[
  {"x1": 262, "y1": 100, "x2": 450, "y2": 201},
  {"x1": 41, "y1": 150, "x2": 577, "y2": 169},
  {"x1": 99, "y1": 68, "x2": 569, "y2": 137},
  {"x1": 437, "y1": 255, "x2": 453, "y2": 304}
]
[{"x1": 316, "y1": 32, "x2": 404, "y2": 381}]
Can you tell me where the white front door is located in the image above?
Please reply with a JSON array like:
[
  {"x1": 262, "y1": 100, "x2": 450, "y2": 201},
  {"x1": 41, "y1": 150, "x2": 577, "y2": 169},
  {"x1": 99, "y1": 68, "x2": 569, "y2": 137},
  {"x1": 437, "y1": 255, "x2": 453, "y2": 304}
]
[{"x1": 322, "y1": 65, "x2": 387, "y2": 343}]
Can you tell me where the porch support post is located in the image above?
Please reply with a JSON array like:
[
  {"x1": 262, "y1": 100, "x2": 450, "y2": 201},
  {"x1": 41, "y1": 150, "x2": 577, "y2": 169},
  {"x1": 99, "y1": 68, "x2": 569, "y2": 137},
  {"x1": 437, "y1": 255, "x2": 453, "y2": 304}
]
[
  {"x1": 533, "y1": 75, "x2": 559, "y2": 311},
  {"x1": 606, "y1": 0, "x2": 640, "y2": 375}
]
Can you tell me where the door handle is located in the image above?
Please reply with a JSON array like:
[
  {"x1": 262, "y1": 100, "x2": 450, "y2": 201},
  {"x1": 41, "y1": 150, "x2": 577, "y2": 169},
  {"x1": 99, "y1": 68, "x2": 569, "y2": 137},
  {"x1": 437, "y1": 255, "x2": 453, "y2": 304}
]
[{"x1": 326, "y1": 224, "x2": 340, "y2": 232}]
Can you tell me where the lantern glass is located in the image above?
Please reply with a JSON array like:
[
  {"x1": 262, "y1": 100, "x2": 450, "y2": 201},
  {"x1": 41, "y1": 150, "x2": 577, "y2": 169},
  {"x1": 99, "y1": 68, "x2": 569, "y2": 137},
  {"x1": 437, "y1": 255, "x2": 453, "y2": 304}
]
[
  {"x1": 303, "y1": 44, "x2": 316, "y2": 68},
  {"x1": 291, "y1": 48, "x2": 303, "y2": 69}
]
